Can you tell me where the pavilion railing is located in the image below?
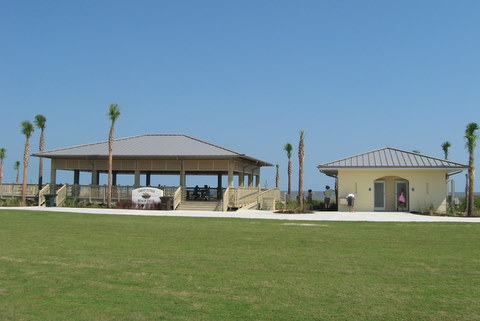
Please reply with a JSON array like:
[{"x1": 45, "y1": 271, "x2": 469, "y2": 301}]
[
  {"x1": 184, "y1": 186, "x2": 223, "y2": 201},
  {"x1": 0, "y1": 183, "x2": 42, "y2": 199},
  {"x1": 160, "y1": 187, "x2": 178, "y2": 197},
  {"x1": 1, "y1": 183, "x2": 280, "y2": 210},
  {"x1": 64, "y1": 184, "x2": 179, "y2": 203}
]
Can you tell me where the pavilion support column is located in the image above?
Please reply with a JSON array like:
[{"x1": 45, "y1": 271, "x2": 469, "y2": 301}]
[
  {"x1": 73, "y1": 170, "x2": 80, "y2": 197},
  {"x1": 146, "y1": 173, "x2": 151, "y2": 186},
  {"x1": 73, "y1": 170, "x2": 80, "y2": 185},
  {"x1": 132, "y1": 160, "x2": 140, "y2": 187},
  {"x1": 50, "y1": 160, "x2": 57, "y2": 194},
  {"x1": 239, "y1": 172, "x2": 245, "y2": 187},
  {"x1": 112, "y1": 171, "x2": 117, "y2": 186},
  {"x1": 228, "y1": 160, "x2": 234, "y2": 188},
  {"x1": 255, "y1": 174, "x2": 260, "y2": 188},
  {"x1": 217, "y1": 174, "x2": 223, "y2": 199},
  {"x1": 91, "y1": 171, "x2": 99, "y2": 185},
  {"x1": 134, "y1": 170, "x2": 141, "y2": 187},
  {"x1": 90, "y1": 160, "x2": 99, "y2": 185},
  {"x1": 180, "y1": 160, "x2": 186, "y2": 188},
  {"x1": 247, "y1": 174, "x2": 253, "y2": 187}
]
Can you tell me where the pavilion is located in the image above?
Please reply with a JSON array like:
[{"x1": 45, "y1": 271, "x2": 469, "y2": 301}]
[{"x1": 33, "y1": 134, "x2": 277, "y2": 210}]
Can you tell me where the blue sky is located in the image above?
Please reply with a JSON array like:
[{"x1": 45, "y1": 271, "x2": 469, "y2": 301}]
[{"x1": 1, "y1": 0, "x2": 479, "y2": 191}]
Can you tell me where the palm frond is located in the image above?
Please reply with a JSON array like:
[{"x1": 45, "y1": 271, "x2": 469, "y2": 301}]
[
  {"x1": 34, "y1": 114, "x2": 47, "y2": 129},
  {"x1": 21, "y1": 121, "x2": 34, "y2": 138},
  {"x1": 108, "y1": 104, "x2": 121, "y2": 122}
]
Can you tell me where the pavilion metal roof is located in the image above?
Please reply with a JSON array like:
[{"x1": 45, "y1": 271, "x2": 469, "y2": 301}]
[
  {"x1": 318, "y1": 147, "x2": 468, "y2": 176},
  {"x1": 33, "y1": 134, "x2": 272, "y2": 166}
]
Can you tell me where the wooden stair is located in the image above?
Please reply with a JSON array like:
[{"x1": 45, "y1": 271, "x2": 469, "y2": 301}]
[{"x1": 176, "y1": 201, "x2": 222, "y2": 211}]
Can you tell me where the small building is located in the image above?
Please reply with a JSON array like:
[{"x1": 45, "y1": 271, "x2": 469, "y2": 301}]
[
  {"x1": 32, "y1": 134, "x2": 278, "y2": 210},
  {"x1": 318, "y1": 147, "x2": 468, "y2": 213}
]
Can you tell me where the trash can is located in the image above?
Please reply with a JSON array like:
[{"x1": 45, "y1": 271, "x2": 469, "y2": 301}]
[
  {"x1": 44, "y1": 194, "x2": 57, "y2": 207},
  {"x1": 160, "y1": 197, "x2": 172, "y2": 210}
]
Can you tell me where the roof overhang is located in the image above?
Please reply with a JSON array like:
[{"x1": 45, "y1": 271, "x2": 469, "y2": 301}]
[
  {"x1": 318, "y1": 166, "x2": 469, "y2": 178},
  {"x1": 33, "y1": 153, "x2": 273, "y2": 167}
]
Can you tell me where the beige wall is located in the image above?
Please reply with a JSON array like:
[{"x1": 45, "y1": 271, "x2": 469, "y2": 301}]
[{"x1": 338, "y1": 169, "x2": 450, "y2": 213}]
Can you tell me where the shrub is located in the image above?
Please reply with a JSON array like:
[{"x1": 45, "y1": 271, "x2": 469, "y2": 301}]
[
  {"x1": 0, "y1": 198, "x2": 21, "y2": 207},
  {"x1": 448, "y1": 196, "x2": 480, "y2": 216},
  {"x1": 116, "y1": 201, "x2": 133, "y2": 209}
]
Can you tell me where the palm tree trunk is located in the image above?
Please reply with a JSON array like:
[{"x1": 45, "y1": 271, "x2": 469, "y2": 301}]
[
  {"x1": 22, "y1": 139, "x2": 30, "y2": 205},
  {"x1": 108, "y1": 126, "x2": 114, "y2": 208},
  {"x1": 0, "y1": 160, "x2": 3, "y2": 184},
  {"x1": 287, "y1": 160, "x2": 292, "y2": 202},
  {"x1": 37, "y1": 130, "x2": 45, "y2": 204},
  {"x1": 465, "y1": 174, "x2": 469, "y2": 213},
  {"x1": 275, "y1": 165, "x2": 280, "y2": 188},
  {"x1": 298, "y1": 132, "x2": 305, "y2": 209},
  {"x1": 467, "y1": 154, "x2": 475, "y2": 216}
]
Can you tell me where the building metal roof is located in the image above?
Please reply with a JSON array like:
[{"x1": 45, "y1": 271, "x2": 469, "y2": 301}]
[
  {"x1": 33, "y1": 134, "x2": 272, "y2": 166},
  {"x1": 318, "y1": 147, "x2": 468, "y2": 176}
]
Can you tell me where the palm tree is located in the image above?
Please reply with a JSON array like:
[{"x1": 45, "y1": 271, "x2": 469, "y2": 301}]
[
  {"x1": 465, "y1": 173, "x2": 469, "y2": 210},
  {"x1": 441, "y1": 141, "x2": 451, "y2": 159},
  {"x1": 14, "y1": 161, "x2": 21, "y2": 184},
  {"x1": 21, "y1": 121, "x2": 34, "y2": 205},
  {"x1": 298, "y1": 130, "x2": 305, "y2": 209},
  {"x1": 284, "y1": 143, "x2": 293, "y2": 202},
  {"x1": 0, "y1": 148, "x2": 6, "y2": 184},
  {"x1": 34, "y1": 115, "x2": 47, "y2": 192},
  {"x1": 465, "y1": 122, "x2": 479, "y2": 216},
  {"x1": 275, "y1": 164, "x2": 280, "y2": 188},
  {"x1": 107, "y1": 104, "x2": 121, "y2": 208}
]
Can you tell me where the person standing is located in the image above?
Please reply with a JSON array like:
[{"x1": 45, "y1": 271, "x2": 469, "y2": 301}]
[
  {"x1": 193, "y1": 185, "x2": 200, "y2": 200},
  {"x1": 397, "y1": 190, "x2": 406, "y2": 211},
  {"x1": 347, "y1": 193, "x2": 355, "y2": 213},
  {"x1": 307, "y1": 189, "x2": 313, "y2": 202},
  {"x1": 324, "y1": 185, "x2": 333, "y2": 209},
  {"x1": 204, "y1": 185, "x2": 210, "y2": 200}
]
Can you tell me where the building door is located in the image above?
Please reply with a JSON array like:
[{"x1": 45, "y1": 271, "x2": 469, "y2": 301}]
[
  {"x1": 395, "y1": 180, "x2": 409, "y2": 211},
  {"x1": 374, "y1": 180, "x2": 386, "y2": 211}
]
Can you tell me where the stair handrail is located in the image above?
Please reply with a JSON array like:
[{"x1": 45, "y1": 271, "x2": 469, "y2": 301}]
[
  {"x1": 38, "y1": 184, "x2": 50, "y2": 206},
  {"x1": 222, "y1": 187, "x2": 230, "y2": 212},
  {"x1": 55, "y1": 184, "x2": 67, "y2": 207},
  {"x1": 258, "y1": 188, "x2": 280, "y2": 210},
  {"x1": 235, "y1": 187, "x2": 261, "y2": 208},
  {"x1": 173, "y1": 186, "x2": 182, "y2": 210},
  {"x1": 258, "y1": 187, "x2": 280, "y2": 199}
]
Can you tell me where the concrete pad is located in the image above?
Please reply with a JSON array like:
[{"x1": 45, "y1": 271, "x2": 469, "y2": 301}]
[{"x1": 4, "y1": 206, "x2": 480, "y2": 223}]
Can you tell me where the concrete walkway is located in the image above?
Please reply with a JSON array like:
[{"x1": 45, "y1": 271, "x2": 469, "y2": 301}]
[{"x1": 5, "y1": 206, "x2": 480, "y2": 222}]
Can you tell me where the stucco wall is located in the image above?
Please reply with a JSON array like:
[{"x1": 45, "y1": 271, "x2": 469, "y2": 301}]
[{"x1": 337, "y1": 169, "x2": 449, "y2": 213}]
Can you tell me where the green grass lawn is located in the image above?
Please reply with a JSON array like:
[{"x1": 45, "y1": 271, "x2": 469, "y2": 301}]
[{"x1": 1, "y1": 210, "x2": 479, "y2": 320}]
